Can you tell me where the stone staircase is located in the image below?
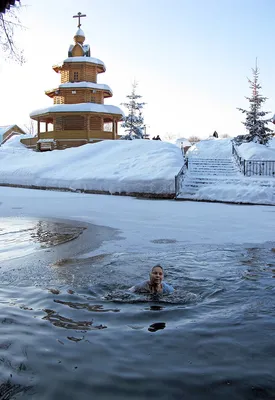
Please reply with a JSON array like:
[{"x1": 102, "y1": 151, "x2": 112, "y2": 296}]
[{"x1": 176, "y1": 157, "x2": 275, "y2": 200}]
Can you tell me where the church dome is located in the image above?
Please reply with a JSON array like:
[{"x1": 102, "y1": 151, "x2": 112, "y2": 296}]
[{"x1": 74, "y1": 28, "x2": 85, "y2": 44}]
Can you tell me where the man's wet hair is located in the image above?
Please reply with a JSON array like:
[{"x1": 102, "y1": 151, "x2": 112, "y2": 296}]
[{"x1": 151, "y1": 264, "x2": 163, "y2": 272}]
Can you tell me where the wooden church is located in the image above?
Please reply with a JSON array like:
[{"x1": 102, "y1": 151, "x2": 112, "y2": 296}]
[{"x1": 22, "y1": 12, "x2": 124, "y2": 151}]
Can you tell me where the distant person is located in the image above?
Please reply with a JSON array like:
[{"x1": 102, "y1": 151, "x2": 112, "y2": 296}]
[
  {"x1": 213, "y1": 131, "x2": 218, "y2": 138},
  {"x1": 155, "y1": 135, "x2": 161, "y2": 141},
  {"x1": 152, "y1": 136, "x2": 156, "y2": 140},
  {"x1": 129, "y1": 265, "x2": 174, "y2": 295}
]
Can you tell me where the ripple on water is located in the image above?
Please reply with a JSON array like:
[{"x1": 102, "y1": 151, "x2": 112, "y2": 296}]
[{"x1": 1, "y1": 243, "x2": 275, "y2": 398}]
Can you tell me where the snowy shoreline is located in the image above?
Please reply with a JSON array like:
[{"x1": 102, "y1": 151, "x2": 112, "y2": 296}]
[
  {"x1": 0, "y1": 182, "x2": 175, "y2": 199},
  {"x1": 0, "y1": 138, "x2": 182, "y2": 196},
  {"x1": 0, "y1": 180, "x2": 272, "y2": 205},
  {"x1": 1, "y1": 136, "x2": 275, "y2": 205}
]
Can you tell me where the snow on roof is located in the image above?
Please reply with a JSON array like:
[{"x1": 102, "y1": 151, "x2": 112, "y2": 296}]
[
  {"x1": 63, "y1": 57, "x2": 106, "y2": 69},
  {"x1": 0, "y1": 125, "x2": 15, "y2": 142},
  {"x1": 75, "y1": 28, "x2": 85, "y2": 37},
  {"x1": 83, "y1": 44, "x2": 89, "y2": 53},
  {"x1": 59, "y1": 82, "x2": 113, "y2": 94},
  {"x1": 1, "y1": 133, "x2": 31, "y2": 149},
  {"x1": 37, "y1": 139, "x2": 55, "y2": 143},
  {"x1": 0, "y1": 125, "x2": 14, "y2": 135},
  {"x1": 30, "y1": 103, "x2": 124, "y2": 118}
]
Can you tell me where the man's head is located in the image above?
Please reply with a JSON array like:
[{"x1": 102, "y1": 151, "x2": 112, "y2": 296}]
[{"x1": 149, "y1": 264, "x2": 164, "y2": 285}]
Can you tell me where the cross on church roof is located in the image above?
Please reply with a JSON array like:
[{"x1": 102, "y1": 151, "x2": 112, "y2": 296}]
[{"x1": 73, "y1": 12, "x2": 86, "y2": 28}]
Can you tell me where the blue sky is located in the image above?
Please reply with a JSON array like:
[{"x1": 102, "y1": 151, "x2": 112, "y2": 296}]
[{"x1": 1, "y1": 0, "x2": 275, "y2": 138}]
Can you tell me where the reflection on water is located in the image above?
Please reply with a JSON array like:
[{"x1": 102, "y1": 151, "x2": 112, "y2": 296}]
[
  {"x1": 0, "y1": 217, "x2": 85, "y2": 261},
  {"x1": 31, "y1": 221, "x2": 85, "y2": 248},
  {"x1": 42, "y1": 309, "x2": 106, "y2": 330},
  {"x1": 53, "y1": 299, "x2": 120, "y2": 313},
  {"x1": 0, "y1": 380, "x2": 32, "y2": 399},
  {"x1": 1, "y1": 239, "x2": 275, "y2": 398}
]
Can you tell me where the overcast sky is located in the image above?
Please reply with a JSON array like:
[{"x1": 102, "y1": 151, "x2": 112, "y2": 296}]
[{"x1": 1, "y1": 0, "x2": 275, "y2": 138}]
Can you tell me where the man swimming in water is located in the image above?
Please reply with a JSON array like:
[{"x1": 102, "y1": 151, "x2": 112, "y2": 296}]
[{"x1": 129, "y1": 264, "x2": 174, "y2": 295}]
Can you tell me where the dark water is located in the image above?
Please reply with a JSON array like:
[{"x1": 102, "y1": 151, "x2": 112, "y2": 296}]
[{"x1": 1, "y1": 219, "x2": 275, "y2": 399}]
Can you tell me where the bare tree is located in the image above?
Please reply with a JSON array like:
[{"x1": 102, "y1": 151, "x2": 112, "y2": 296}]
[
  {"x1": 24, "y1": 119, "x2": 36, "y2": 136},
  {"x1": 162, "y1": 132, "x2": 178, "y2": 142},
  {"x1": 0, "y1": 3, "x2": 25, "y2": 64},
  {"x1": 188, "y1": 135, "x2": 201, "y2": 143}
]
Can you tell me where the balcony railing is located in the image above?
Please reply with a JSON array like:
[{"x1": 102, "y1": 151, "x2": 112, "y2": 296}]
[{"x1": 38, "y1": 130, "x2": 116, "y2": 140}]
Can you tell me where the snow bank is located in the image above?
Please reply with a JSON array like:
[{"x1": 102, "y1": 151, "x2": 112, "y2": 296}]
[
  {"x1": 0, "y1": 138, "x2": 183, "y2": 195},
  {"x1": 197, "y1": 183, "x2": 275, "y2": 205},
  {"x1": 238, "y1": 138, "x2": 275, "y2": 160},
  {"x1": 2, "y1": 134, "x2": 33, "y2": 149},
  {"x1": 187, "y1": 138, "x2": 233, "y2": 158},
  {"x1": 182, "y1": 137, "x2": 275, "y2": 205},
  {"x1": 187, "y1": 137, "x2": 275, "y2": 161}
]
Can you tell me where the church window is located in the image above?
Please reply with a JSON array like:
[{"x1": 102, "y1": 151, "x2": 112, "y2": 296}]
[{"x1": 73, "y1": 71, "x2": 79, "y2": 81}]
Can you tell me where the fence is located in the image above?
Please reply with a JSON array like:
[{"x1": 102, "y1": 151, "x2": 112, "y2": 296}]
[
  {"x1": 232, "y1": 142, "x2": 275, "y2": 177},
  {"x1": 175, "y1": 158, "x2": 188, "y2": 196}
]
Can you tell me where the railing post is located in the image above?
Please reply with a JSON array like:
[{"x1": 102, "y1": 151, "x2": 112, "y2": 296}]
[{"x1": 243, "y1": 160, "x2": 246, "y2": 176}]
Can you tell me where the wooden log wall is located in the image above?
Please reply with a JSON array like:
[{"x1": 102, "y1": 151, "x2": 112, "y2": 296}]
[
  {"x1": 54, "y1": 96, "x2": 65, "y2": 104},
  {"x1": 60, "y1": 89, "x2": 103, "y2": 104},
  {"x1": 63, "y1": 90, "x2": 85, "y2": 104},
  {"x1": 89, "y1": 116, "x2": 102, "y2": 131},
  {"x1": 63, "y1": 116, "x2": 85, "y2": 130},
  {"x1": 64, "y1": 63, "x2": 97, "y2": 83},
  {"x1": 56, "y1": 140, "x2": 87, "y2": 149},
  {"x1": 53, "y1": 115, "x2": 113, "y2": 132},
  {"x1": 55, "y1": 117, "x2": 63, "y2": 131},
  {"x1": 61, "y1": 70, "x2": 69, "y2": 83},
  {"x1": 84, "y1": 90, "x2": 103, "y2": 104},
  {"x1": 84, "y1": 64, "x2": 97, "y2": 82}
]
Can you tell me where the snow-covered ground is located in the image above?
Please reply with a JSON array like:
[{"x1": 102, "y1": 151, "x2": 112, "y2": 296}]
[
  {"x1": 1, "y1": 135, "x2": 275, "y2": 205},
  {"x1": 0, "y1": 136, "x2": 183, "y2": 195},
  {"x1": 187, "y1": 137, "x2": 234, "y2": 158},
  {"x1": 183, "y1": 137, "x2": 275, "y2": 205},
  {"x1": 237, "y1": 141, "x2": 275, "y2": 160},
  {"x1": 1, "y1": 187, "x2": 275, "y2": 253},
  {"x1": 187, "y1": 137, "x2": 275, "y2": 160}
]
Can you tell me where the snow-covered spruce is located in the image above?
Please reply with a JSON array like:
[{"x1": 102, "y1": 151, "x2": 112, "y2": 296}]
[
  {"x1": 236, "y1": 63, "x2": 273, "y2": 146},
  {"x1": 120, "y1": 81, "x2": 146, "y2": 140}
]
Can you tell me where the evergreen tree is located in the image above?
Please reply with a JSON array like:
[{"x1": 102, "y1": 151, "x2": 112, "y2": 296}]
[
  {"x1": 120, "y1": 81, "x2": 146, "y2": 140},
  {"x1": 236, "y1": 63, "x2": 273, "y2": 145}
]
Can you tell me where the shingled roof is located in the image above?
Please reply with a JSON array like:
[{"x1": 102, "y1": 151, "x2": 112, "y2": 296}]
[{"x1": 0, "y1": 0, "x2": 20, "y2": 14}]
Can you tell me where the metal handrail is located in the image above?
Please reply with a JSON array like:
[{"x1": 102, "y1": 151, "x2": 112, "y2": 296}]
[
  {"x1": 232, "y1": 142, "x2": 275, "y2": 177},
  {"x1": 175, "y1": 158, "x2": 188, "y2": 196}
]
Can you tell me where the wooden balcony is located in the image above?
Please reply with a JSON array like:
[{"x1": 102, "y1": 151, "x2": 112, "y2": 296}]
[
  {"x1": 20, "y1": 137, "x2": 38, "y2": 147},
  {"x1": 39, "y1": 130, "x2": 116, "y2": 140},
  {"x1": 20, "y1": 130, "x2": 117, "y2": 151}
]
